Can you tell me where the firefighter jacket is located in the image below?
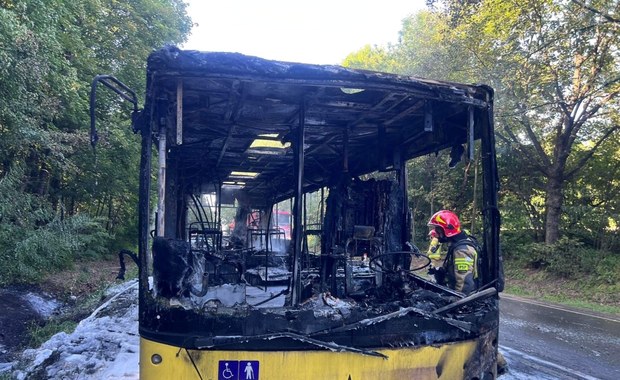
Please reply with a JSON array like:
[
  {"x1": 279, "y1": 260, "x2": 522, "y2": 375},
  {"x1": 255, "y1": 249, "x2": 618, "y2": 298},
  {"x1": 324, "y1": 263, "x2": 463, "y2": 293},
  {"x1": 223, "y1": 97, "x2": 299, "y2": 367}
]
[
  {"x1": 444, "y1": 234, "x2": 479, "y2": 295},
  {"x1": 427, "y1": 237, "x2": 442, "y2": 259},
  {"x1": 427, "y1": 236, "x2": 445, "y2": 268}
]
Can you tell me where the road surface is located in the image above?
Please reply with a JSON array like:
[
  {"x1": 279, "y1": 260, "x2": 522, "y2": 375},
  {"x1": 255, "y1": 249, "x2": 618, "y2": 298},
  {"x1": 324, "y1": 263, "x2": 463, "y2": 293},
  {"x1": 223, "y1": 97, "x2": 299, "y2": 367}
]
[{"x1": 499, "y1": 294, "x2": 620, "y2": 380}]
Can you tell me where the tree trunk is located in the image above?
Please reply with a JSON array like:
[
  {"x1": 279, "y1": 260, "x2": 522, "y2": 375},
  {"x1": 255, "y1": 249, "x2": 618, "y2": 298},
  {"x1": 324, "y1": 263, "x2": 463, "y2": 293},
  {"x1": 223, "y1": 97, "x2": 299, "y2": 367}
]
[{"x1": 544, "y1": 176, "x2": 563, "y2": 244}]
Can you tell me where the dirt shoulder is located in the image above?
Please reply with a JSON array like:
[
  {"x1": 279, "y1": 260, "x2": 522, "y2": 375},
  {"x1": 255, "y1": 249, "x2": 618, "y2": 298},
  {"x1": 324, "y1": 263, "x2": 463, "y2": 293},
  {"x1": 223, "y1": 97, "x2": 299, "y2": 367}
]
[
  {"x1": 42, "y1": 256, "x2": 128, "y2": 301},
  {"x1": 0, "y1": 256, "x2": 134, "y2": 365}
]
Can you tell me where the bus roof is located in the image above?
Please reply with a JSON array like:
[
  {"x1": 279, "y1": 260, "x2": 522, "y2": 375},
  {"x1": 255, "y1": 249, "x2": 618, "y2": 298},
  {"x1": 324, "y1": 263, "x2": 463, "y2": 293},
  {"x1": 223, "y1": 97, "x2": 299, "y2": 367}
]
[{"x1": 144, "y1": 46, "x2": 493, "y2": 205}]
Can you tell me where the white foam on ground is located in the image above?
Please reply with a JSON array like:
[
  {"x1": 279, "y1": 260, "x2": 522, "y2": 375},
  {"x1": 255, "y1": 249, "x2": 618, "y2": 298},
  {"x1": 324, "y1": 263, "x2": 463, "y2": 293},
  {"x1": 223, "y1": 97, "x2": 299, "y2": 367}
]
[
  {"x1": 13, "y1": 280, "x2": 140, "y2": 380},
  {"x1": 21, "y1": 292, "x2": 61, "y2": 318}
]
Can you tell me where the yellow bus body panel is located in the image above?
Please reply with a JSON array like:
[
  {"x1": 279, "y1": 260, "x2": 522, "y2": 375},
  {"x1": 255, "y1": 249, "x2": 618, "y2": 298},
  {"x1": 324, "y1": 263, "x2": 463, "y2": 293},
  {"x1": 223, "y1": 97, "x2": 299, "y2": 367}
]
[{"x1": 141, "y1": 337, "x2": 480, "y2": 380}]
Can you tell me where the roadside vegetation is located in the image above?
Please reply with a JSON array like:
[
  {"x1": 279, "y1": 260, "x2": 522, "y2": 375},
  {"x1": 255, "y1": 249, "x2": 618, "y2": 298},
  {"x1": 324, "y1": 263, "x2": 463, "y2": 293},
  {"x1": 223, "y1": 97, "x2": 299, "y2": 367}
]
[
  {"x1": 27, "y1": 320, "x2": 78, "y2": 348},
  {"x1": 502, "y1": 234, "x2": 620, "y2": 314},
  {"x1": 0, "y1": 0, "x2": 618, "y2": 321},
  {"x1": 26, "y1": 257, "x2": 138, "y2": 351},
  {"x1": 0, "y1": 0, "x2": 191, "y2": 285}
]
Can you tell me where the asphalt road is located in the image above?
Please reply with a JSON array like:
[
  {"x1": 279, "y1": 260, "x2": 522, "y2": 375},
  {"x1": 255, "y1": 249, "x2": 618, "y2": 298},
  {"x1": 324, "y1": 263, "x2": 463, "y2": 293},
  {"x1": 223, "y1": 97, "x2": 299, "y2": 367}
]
[{"x1": 499, "y1": 294, "x2": 620, "y2": 380}]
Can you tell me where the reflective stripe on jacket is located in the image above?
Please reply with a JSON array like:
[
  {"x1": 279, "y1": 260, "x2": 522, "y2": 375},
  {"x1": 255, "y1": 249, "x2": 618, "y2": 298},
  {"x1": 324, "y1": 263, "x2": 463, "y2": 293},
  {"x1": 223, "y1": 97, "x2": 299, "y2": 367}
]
[{"x1": 444, "y1": 239, "x2": 478, "y2": 294}]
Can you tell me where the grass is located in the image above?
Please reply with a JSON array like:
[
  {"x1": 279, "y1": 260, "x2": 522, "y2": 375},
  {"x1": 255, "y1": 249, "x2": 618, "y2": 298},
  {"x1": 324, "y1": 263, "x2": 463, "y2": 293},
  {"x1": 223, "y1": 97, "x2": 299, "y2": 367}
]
[
  {"x1": 503, "y1": 283, "x2": 620, "y2": 315},
  {"x1": 503, "y1": 263, "x2": 620, "y2": 316},
  {"x1": 27, "y1": 320, "x2": 78, "y2": 347},
  {"x1": 23, "y1": 255, "x2": 139, "y2": 350},
  {"x1": 500, "y1": 236, "x2": 620, "y2": 316}
]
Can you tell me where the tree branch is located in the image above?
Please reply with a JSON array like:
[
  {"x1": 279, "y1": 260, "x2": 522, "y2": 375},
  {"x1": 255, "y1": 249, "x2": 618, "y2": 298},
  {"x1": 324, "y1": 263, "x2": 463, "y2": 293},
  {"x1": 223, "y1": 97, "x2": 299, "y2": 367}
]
[
  {"x1": 565, "y1": 124, "x2": 620, "y2": 179},
  {"x1": 571, "y1": 88, "x2": 620, "y2": 147},
  {"x1": 498, "y1": 125, "x2": 548, "y2": 175},
  {"x1": 571, "y1": 0, "x2": 620, "y2": 24},
  {"x1": 520, "y1": 110, "x2": 553, "y2": 168}
]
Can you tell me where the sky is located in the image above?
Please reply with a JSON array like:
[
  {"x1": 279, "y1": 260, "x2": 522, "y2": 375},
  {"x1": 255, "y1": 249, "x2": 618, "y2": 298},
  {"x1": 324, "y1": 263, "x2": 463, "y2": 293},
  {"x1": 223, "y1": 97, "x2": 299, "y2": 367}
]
[{"x1": 182, "y1": 0, "x2": 426, "y2": 65}]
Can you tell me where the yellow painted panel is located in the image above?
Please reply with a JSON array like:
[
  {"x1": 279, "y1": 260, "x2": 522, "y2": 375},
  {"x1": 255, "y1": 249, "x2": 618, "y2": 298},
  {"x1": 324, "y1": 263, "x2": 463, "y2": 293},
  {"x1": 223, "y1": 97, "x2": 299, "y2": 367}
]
[{"x1": 141, "y1": 337, "x2": 481, "y2": 380}]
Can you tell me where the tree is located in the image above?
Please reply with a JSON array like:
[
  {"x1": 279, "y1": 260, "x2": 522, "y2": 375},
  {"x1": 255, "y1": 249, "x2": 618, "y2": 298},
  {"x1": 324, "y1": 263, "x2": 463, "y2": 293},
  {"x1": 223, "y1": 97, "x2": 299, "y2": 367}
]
[
  {"x1": 571, "y1": 0, "x2": 620, "y2": 24},
  {"x1": 392, "y1": 10, "x2": 473, "y2": 82},
  {"x1": 345, "y1": 1, "x2": 620, "y2": 245},
  {"x1": 435, "y1": 0, "x2": 620, "y2": 243},
  {"x1": 342, "y1": 44, "x2": 396, "y2": 72},
  {"x1": 563, "y1": 136, "x2": 620, "y2": 249},
  {"x1": 407, "y1": 152, "x2": 482, "y2": 242},
  {"x1": 0, "y1": 0, "x2": 192, "y2": 282}
]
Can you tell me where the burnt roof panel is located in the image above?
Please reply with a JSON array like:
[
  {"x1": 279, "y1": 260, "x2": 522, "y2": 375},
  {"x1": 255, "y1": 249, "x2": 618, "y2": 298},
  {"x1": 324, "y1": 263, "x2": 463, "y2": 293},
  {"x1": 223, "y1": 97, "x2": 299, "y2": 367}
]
[{"x1": 144, "y1": 47, "x2": 493, "y2": 203}]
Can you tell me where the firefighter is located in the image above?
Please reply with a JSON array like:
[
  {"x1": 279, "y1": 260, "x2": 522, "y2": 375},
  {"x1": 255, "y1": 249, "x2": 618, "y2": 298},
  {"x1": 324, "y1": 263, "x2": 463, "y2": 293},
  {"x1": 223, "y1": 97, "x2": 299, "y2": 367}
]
[
  {"x1": 427, "y1": 229, "x2": 444, "y2": 268},
  {"x1": 428, "y1": 210, "x2": 509, "y2": 374},
  {"x1": 427, "y1": 210, "x2": 478, "y2": 295}
]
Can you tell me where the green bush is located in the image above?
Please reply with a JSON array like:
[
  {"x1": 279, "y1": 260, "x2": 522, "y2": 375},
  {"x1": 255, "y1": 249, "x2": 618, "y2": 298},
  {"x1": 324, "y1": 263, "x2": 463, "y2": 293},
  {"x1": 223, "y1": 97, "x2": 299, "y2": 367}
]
[
  {"x1": 502, "y1": 233, "x2": 620, "y2": 284},
  {"x1": 594, "y1": 253, "x2": 620, "y2": 285},
  {"x1": 0, "y1": 168, "x2": 112, "y2": 285},
  {"x1": 500, "y1": 230, "x2": 539, "y2": 264},
  {"x1": 0, "y1": 215, "x2": 112, "y2": 284}
]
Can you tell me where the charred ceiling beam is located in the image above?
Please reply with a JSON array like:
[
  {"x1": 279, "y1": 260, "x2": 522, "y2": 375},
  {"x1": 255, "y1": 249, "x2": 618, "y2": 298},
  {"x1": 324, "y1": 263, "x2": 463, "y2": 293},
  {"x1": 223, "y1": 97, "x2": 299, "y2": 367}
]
[
  {"x1": 285, "y1": 108, "x2": 301, "y2": 128},
  {"x1": 401, "y1": 131, "x2": 427, "y2": 146},
  {"x1": 232, "y1": 124, "x2": 293, "y2": 135},
  {"x1": 304, "y1": 135, "x2": 340, "y2": 156},
  {"x1": 216, "y1": 81, "x2": 245, "y2": 169},
  {"x1": 314, "y1": 101, "x2": 373, "y2": 112},
  {"x1": 376, "y1": 93, "x2": 410, "y2": 115},
  {"x1": 384, "y1": 99, "x2": 425, "y2": 126},
  {"x1": 242, "y1": 172, "x2": 293, "y2": 199},
  {"x1": 346, "y1": 92, "x2": 403, "y2": 128},
  {"x1": 180, "y1": 76, "x2": 235, "y2": 94},
  {"x1": 184, "y1": 122, "x2": 231, "y2": 138}
]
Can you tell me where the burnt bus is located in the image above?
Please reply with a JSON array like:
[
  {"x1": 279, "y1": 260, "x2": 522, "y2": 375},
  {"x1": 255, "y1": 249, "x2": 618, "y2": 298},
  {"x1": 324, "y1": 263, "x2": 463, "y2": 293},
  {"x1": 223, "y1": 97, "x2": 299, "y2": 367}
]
[{"x1": 92, "y1": 46, "x2": 502, "y2": 379}]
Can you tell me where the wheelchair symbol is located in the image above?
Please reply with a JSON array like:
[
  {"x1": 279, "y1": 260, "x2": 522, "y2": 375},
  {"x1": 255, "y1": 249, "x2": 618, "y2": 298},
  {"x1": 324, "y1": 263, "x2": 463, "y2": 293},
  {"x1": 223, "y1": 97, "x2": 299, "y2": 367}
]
[{"x1": 222, "y1": 362, "x2": 234, "y2": 379}]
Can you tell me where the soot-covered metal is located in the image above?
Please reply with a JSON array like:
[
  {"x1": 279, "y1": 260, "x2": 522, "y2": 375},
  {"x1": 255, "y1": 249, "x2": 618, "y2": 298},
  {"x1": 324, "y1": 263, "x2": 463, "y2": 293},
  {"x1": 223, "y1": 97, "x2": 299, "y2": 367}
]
[
  {"x1": 137, "y1": 47, "x2": 499, "y2": 358},
  {"x1": 144, "y1": 47, "x2": 491, "y2": 207}
]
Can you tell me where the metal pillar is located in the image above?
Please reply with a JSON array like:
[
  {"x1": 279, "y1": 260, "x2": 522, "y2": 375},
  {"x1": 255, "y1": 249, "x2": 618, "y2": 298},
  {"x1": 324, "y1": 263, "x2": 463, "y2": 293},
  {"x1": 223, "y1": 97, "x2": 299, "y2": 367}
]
[{"x1": 290, "y1": 101, "x2": 305, "y2": 306}]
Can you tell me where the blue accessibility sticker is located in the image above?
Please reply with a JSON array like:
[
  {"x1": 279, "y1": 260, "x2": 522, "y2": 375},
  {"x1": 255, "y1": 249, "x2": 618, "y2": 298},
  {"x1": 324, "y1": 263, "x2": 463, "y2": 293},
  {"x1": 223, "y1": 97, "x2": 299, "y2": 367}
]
[
  {"x1": 218, "y1": 361, "x2": 238, "y2": 380},
  {"x1": 240, "y1": 361, "x2": 259, "y2": 380},
  {"x1": 218, "y1": 360, "x2": 259, "y2": 380}
]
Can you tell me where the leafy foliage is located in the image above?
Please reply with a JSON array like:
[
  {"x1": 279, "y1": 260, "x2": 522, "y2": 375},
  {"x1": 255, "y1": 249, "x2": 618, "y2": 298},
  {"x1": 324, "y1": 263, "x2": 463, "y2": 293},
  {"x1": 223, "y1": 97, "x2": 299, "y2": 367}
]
[
  {"x1": 406, "y1": 148, "x2": 483, "y2": 243},
  {"x1": 439, "y1": 0, "x2": 620, "y2": 243},
  {"x1": 343, "y1": 1, "x2": 620, "y2": 249},
  {"x1": 0, "y1": 0, "x2": 191, "y2": 284},
  {"x1": 503, "y1": 234, "x2": 620, "y2": 288},
  {"x1": 342, "y1": 44, "x2": 396, "y2": 72},
  {"x1": 0, "y1": 167, "x2": 110, "y2": 284},
  {"x1": 28, "y1": 319, "x2": 77, "y2": 348}
]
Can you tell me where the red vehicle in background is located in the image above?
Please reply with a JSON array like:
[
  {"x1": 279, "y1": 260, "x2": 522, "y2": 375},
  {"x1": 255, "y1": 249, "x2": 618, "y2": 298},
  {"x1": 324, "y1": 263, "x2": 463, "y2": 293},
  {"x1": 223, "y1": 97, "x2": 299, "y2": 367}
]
[
  {"x1": 228, "y1": 209, "x2": 291, "y2": 240},
  {"x1": 272, "y1": 210, "x2": 291, "y2": 239}
]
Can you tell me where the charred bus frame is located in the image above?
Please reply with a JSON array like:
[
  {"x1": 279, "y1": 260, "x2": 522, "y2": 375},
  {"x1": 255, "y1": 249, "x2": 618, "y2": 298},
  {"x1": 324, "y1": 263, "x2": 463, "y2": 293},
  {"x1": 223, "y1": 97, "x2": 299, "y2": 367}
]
[{"x1": 94, "y1": 46, "x2": 502, "y2": 379}]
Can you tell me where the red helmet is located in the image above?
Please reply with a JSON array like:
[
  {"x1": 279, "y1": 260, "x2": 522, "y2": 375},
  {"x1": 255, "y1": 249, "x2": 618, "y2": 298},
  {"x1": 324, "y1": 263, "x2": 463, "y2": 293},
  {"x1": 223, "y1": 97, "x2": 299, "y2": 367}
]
[{"x1": 428, "y1": 210, "x2": 461, "y2": 238}]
